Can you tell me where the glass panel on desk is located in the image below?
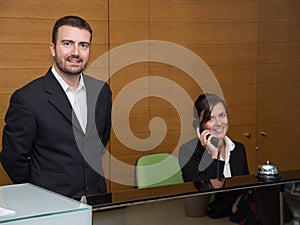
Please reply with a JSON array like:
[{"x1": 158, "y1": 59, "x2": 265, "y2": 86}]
[{"x1": 0, "y1": 183, "x2": 91, "y2": 223}]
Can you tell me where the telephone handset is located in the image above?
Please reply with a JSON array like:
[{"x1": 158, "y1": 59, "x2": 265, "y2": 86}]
[
  {"x1": 197, "y1": 122, "x2": 222, "y2": 180},
  {"x1": 199, "y1": 125, "x2": 219, "y2": 148}
]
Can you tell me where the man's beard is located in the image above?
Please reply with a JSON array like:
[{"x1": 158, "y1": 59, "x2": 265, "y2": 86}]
[{"x1": 55, "y1": 55, "x2": 88, "y2": 76}]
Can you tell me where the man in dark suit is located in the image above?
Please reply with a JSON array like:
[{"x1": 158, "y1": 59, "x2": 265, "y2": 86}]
[{"x1": 0, "y1": 16, "x2": 112, "y2": 199}]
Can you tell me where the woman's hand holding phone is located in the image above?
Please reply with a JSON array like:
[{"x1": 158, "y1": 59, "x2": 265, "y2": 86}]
[{"x1": 197, "y1": 127, "x2": 220, "y2": 159}]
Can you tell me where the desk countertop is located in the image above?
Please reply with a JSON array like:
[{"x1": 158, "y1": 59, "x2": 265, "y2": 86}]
[{"x1": 91, "y1": 169, "x2": 300, "y2": 210}]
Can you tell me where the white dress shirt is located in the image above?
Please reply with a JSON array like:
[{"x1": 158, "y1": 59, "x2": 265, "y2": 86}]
[
  {"x1": 222, "y1": 136, "x2": 236, "y2": 178},
  {"x1": 51, "y1": 66, "x2": 87, "y2": 133}
]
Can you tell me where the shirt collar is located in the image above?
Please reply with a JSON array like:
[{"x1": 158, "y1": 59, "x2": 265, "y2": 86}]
[
  {"x1": 51, "y1": 65, "x2": 85, "y2": 92},
  {"x1": 224, "y1": 136, "x2": 235, "y2": 152}
]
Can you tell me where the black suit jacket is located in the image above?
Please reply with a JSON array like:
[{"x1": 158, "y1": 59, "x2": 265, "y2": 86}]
[
  {"x1": 179, "y1": 137, "x2": 249, "y2": 182},
  {"x1": 1, "y1": 68, "x2": 112, "y2": 198}
]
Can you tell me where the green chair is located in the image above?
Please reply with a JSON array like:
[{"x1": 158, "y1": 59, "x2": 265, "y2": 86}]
[
  {"x1": 135, "y1": 153, "x2": 184, "y2": 188},
  {"x1": 136, "y1": 152, "x2": 210, "y2": 217}
]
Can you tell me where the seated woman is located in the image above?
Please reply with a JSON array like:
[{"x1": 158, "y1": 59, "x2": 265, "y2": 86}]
[{"x1": 179, "y1": 93, "x2": 249, "y2": 218}]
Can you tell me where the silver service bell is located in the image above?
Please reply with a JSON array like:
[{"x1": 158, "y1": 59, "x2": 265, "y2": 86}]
[{"x1": 255, "y1": 160, "x2": 281, "y2": 182}]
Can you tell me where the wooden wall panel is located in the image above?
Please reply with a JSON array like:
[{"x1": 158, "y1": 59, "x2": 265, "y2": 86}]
[
  {"x1": 109, "y1": 22, "x2": 149, "y2": 46},
  {"x1": 190, "y1": 44, "x2": 258, "y2": 65},
  {"x1": 258, "y1": 0, "x2": 300, "y2": 22},
  {"x1": 257, "y1": 102, "x2": 300, "y2": 125},
  {"x1": 1, "y1": 0, "x2": 300, "y2": 193},
  {"x1": 257, "y1": 63, "x2": 300, "y2": 84},
  {"x1": 150, "y1": 0, "x2": 258, "y2": 22},
  {"x1": 228, "y1": 125, "x2": 257, "y2": 174},
  {"x1": 257, "y1": 0, "x2": 300, "y2": 171},
  {"x1": 0, "y1": 18, "x2": 109, "y2": 45},
  {"x1": 258, "y1": 22, "x2": 300, "y2": 43},
  {"x1": 227, "y1": 105, "x2": 256, "y2": 127},
  {"x1": 257, "y1": 83, "x2": 300, "y2": 106},
  {"x1": 257, "y1": 140, "x2": 300, "y2": 170},
  {"x1": 150, "y1": 23, "x2": 257, "y2": 44},
  {"x1": 258, "y1": 43, "x2": 300, "y2": 64},
  {"x1": 222, "y1": 86, "x2": 257, "y2": 107},
  {"x1": 0, "y1": 95, "x2": 10, "y2": 146},
  {"x1": 211, "y1": 64, "x2": 257, "y2": 87},
  {"x1": 0, "y1": 165, "x2": 11, "y2": 185},
  {"x1": 0, "y1": 44, "x2": 107, "y2": 69},
  {"x1": 0, "y1": 44, "x2": 52, "y2": 69},
  {"x1": 1, "y1": 18, "x2": 54, "y2": 44},
  {"x1": 148, "y1": 0, "x2": 260, "y2": 186},
  {"x1": 0, "y1": 0, "x2": 108, "y2": 20},
  {"x1": 107, "y1": 0, "x2": 150, "y2": 190},
  {"x1": 0, "y1": 69, "x2": 48, "y2": 94},
  {"x1": 110, "y1": 0, "x2": 149, "y2": 21},
  {"x1": 149, "y1": 63, "x2": 200, "y2": 98}
]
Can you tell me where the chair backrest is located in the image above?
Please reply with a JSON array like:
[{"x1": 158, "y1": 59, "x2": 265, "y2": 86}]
[{"x1": 135, "y1": 153, "x2": 184, "y2": 188}]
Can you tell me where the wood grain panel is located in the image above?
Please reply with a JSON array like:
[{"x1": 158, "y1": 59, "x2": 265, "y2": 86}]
[
  {"x1": 0, "y1": 95, "x2": 11, "y2": 184},
  {"x1": 191, "y1": 44, "x2": 258, "y2": 65},
  {"x1": 227, "y1": 124, "x2": 257, "y2": 173},
  {"x1": 0, "y1": 119, "x2": 5, "y2": 148},
  {"x1": 227, "y1": 125, "x2": 256, "y2": 147},
  {"x1": 0, "y1": 69, "x2": 46, "y2": 94},
  {"x1": 0, "y1": 165, "x2": 11, "y2": 185},
  {"x1": 257, "y1": 82, "x2": 300, "y2": 105},
  {"x1": 109, "y1": 131, "x2": 150, "y2": 157},
  {"x1": 270, "y1": 160, "x2": 300, "y2": 172},
  {"x1": 0, "y1": 44, "x2": 52, "y2": 69},
  {"x1": 109, "y1": 22, "x2": 149, "y2": 46},
  {"x1": 0, "y1": 95, "x2": 10, "y2": 118},
  {"x1": 110, "y1": 181, "x2": 135, "y2": 192},
  {"x1": 256, "y1": 141, "x2": 300, "y2": 167},
  {"x1": 110, "y1": 128, "x2": 181, "y2": 157},
  {"x1": 112, "y1": 96, "x2": 149, "y2": 112},
  {"x1": 0, "y1": 44, "x2": 107, "y2": 69},
  {"x1": 1, "y1": 18, "x2": 108, "y2": 44},
  {"x1": 256, "y1": 122, "x2": 300, "y2": 171},
  {"x1": 0, "y1": 95, "x2": 10, "y2": 145},
  {"x1": 222, "y1": 85, "x2": 256, "y2": 107},
  {"x1": 1, "y1": 0, "x2": 300, "y2": 193},
  {"x1": 149, "y1": 63, "x2": 202, "y2": 100},
  {"x1": 258, "y1": 43, "x2": 300, "y2": 64},
  {"x1": 211, "y1": 64, "x2": 257, "y2": 87},
  {"x1": 257, "y1": 102, "x2": 300, "y2": 124},
  {"x1": 257, "y1": 0, "x2": 300, "y2": 177},
  {"x1": 259, "y1": 0, "x2": 300, "y2": 22},
  {"x1": 227, "y1": 105, "x2": 256, "y2": 127},
  {"x1": 129, "y1": 108, "x2": 151, "y2": 134},
  {"x1": 1, "y1": 18, "x2": 54, "y2": 44},
  {"x1": 110, "y1": 0, "x2": 149, "y2": 21},
  {"x1": 257, "y1": 63, "x2": 300, "y2": 84},
  {"x1": 109, "y1": 63, "x2": 149, "y2": 94},
  {"x1": 258, "y1": 22, "x2": 300, "y2": 43},
  {"x1": 256, "y1": 122, "x2": 300, "y2": 145},
  {"x1": 0, "y1": 0, "x2": 108, "y2": 20},
  {"x1": 150, "y1": 22, "x2": 257, "y2": 44},
  {"x1": 150, "y1": 0, "x2": 258, "y2": 22}
]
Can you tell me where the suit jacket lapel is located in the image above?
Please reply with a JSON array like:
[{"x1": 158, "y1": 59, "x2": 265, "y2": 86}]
[
  {"x1": 44, "y1": 69, "x2": 83, "y2": 134},
  {"x1": 84, "y1": 75, "x2": 106, "y2": 137},
  {"x1": 84, "y1": 76, "x2": 97, "y2": 136}
]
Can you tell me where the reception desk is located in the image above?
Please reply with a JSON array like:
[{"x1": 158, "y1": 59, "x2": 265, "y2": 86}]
[
  {"x1": 0, "y1": 170, "x2": 298, "y2": 225},
  {"x1": 90, "y1": 169, "x2": 300, "y2": 209},
  {"x1": 90, "y1": 169, "x2": 300, "y2": 225},
  {"x1": 0, "y1": 183, "x2": 92, "y2": 225}
]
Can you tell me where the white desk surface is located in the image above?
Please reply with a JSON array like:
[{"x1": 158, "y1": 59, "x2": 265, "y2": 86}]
[{"x1": 0, "y1": 183, "x2": 91, "y2": 224}]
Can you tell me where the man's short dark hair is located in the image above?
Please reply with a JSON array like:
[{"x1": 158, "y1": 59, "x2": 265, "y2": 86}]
[{"x1": 52, "y1": 15, "x2": 93, "y2": 44}]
